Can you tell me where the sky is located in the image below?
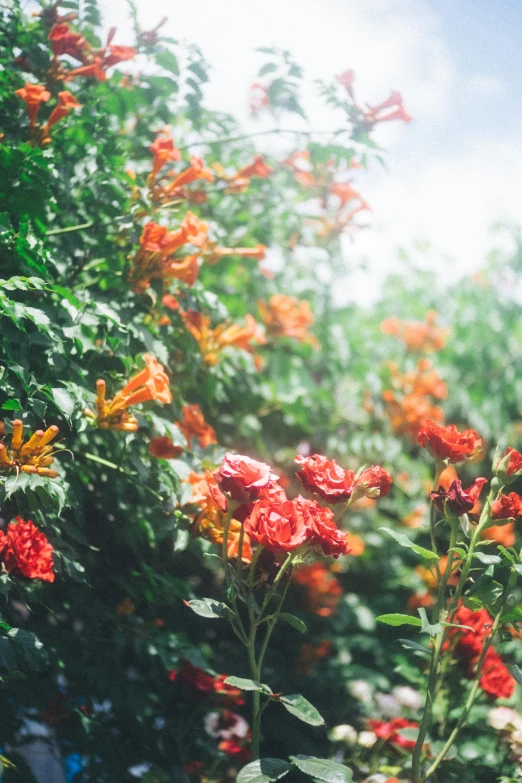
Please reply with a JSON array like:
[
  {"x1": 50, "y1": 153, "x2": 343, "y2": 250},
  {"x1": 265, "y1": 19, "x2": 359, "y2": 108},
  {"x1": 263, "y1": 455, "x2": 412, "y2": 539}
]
[{"x1": 97, "y1": 0, "x2": 522, "y2": 303}]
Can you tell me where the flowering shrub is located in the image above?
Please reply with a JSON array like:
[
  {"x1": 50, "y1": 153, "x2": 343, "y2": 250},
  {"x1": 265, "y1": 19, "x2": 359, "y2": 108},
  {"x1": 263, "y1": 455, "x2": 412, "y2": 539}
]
[{"x1": 1, "y1": 2, "x2": 522, "y2": 783}]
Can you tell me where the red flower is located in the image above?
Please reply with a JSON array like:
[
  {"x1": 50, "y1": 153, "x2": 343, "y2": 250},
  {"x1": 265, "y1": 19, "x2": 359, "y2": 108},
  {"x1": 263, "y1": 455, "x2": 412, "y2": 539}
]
[
  {"x1": 370, "y1": 717, "x2": 420, "y2": 750},
  {"x1": 213, "y1": 453, "x2": 279, "y2": 503},
  {"x1": 431, "y1": 477, "x2": 487, "y2": 516},
  {"x1": 218, "y1": 738, "x2": 251, "y2": 762},
  {"x1": 44, "y1": 91, "x2": 81, "y2": 132},
  {"x1": 0, "y1": 517, "x2": 55, "y2": 582},
  {"x1": 295, "y1": 454, "x2": 355, "y2": 504},
  {"x1": 15, "y1": 83, "x2": 51, "y2": 126},
  {"x1": 491, "y1": 492, "x2": 522, "y2": 521},
  {"x1": 336, "y1": 69, "x2": 356, "y2": 98},
  {"x1": 479, "y1": 647, "x2": 516, "y2": 699},
  {"x1": 176, "y1": 404, "x2": 217, "y2": 449},
  {"x1": 149, "y1": 436, "x2": 183, "y2": 459},
  {"x1": 213, "y1": 675, "x2": 245, "y2": 706},
  {"x1": 244, "y1": 497, "x2": 310, "y2": 554},
  {"x1": 294, "y1": 496, "x2": 351, "y2": 557},
  {"x1": 48, "y1": 23, "x2": 89, "y2": 61},
  {"x1": 453, "y1": 605, "x2": 492, "y2": 659},
  {"x1": 355, "y1": 465, "x2": 393, "y2": 498},
  {"x1": 417, "y1": 420, "x2": 482, "y2": 462},
  {"x1": 234, "y1": 155, "x2": 273, "y2": 180}
]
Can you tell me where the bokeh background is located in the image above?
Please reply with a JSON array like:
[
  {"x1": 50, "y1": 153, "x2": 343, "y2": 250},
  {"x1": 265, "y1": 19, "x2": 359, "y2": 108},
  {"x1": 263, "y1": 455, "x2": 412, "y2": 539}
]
[{"x1": 98, "y1": 0, "x2": 522, "y2": 301}]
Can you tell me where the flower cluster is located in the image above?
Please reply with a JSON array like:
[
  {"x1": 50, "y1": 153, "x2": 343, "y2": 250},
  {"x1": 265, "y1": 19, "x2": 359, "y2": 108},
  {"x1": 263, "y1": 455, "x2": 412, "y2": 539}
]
[
  {"x1": 84, "y1": 354, "x2": 171, "y2": 431},
  {"x1": 129, "y1": 215, "x2": 207, "y2": 293},
  {"x1": 336, "y1": 69, "x2": 412, "y2": 129},
  {"x1": 380, "y1": 311, "x2": 449, "y2": 353},
  {"x1": 452, "y1": 605, "x2": 515, "y2": 699},
  {"x1": 204, "y1": 451, "x2": 391, "y2": 559},
  {"x1": 182, "y1": 311, "x2": 266, "y2": 367},
  {"x1": 293, "y1": 562, "x2": 342, "y2": 617},
  {"x1": 49, "y1": 23, "x2": 136, "y2": 81},
  {"x1": 15, "y1": 83, "x2": 81, "y2": 143},
  {"x1": 0, "y1": 517, "x2": 55, "y2": 582},
  {"x1": 258, "y1": 294, "x2": 317, "y2": 345},
  {"x1": 382, "y1": 359, "x2": 446, "y2": 440},
  {"x1": 0, "y1": 420, "x2": 60, "y2": 478}
]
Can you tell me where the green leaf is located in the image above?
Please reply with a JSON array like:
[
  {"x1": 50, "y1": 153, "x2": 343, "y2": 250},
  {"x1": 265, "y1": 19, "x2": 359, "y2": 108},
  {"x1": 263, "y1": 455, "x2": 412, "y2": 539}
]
[
  {"x1": 224, "y1": 676, "x2": 272, "y2": 694},
  {"x1": 1, "y1": 400, "x2": 21, "y2": 411},
  {"x1": 184, "y1": 598, "x2": 232, "y2": 619},
  {"x1": 51, "y1": 387, "x2": 76, "y2": 418},
  {"x1": 237, "y1": 759, "x2": 291, "y2": 783},
  {"x1": 290, "y1": 756, "x2": 352, "y2": 783},
  {"x1": 473, "y1": 552, "x2": 501, "y2": 565},
  {"x1": 501, "y1": 606, "x2": 522, "y2": 627},
  {"x1": 8, "y1": 629, "x2": 48, "y2": 670},
  {"x1": 278, "y1": 613, "x2": 307, "y2": 633},
  {"x1": 376, "y1": 614, "x2": 422, "y2": 628},
  {"x1": 418, "y1": 607, "x2": 442, "y2": 636},
  {"x1": 279, "y1": 694, "x2": 325, "y2": 726},
  {"x1": 379, "y1": 527, "x2": 438, "y2": 561},
  {"x1": 398, "y1": 638, "x2": 431, "y2": 655},
  {"x1": 156, "y1": 51, "x2": 179, "y2": 76}
]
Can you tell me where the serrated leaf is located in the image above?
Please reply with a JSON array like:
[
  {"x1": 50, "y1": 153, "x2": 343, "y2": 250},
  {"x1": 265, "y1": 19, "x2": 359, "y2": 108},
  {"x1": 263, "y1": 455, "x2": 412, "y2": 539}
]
[
  {"x1": 184, "y1": 598, "x2": 232, "y2": 619},
  {"x1": 224, "y1": 676, "x2": 272, "y2": 694},
  {"x1": 278, "y1": 613, "x2": 306, "y2": 633},
  {"x1": 290, "y1": 756, "x2": 352, "y2": 783},
  {"x1": 280, "y1": 694, "x2": 324, "y2": 726},
  {"x1": 376, "y1": 613, "x2": 422, "y2": 628},
  {"x1": 380, "y1": 527, "x2": 438, "y2": 561},
  {"x1": 237, "y1": 759, "x2": 291, "y2": 783}
]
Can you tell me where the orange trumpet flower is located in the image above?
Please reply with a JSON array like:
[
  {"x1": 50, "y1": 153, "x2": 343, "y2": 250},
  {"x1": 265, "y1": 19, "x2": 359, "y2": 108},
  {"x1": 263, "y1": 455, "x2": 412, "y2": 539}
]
[
  {"x1": 84, "y1": 354, "x2": 172, "y2": 431},
  {"x1": 0, "y1": 419, "x2": 60, "y2": 478}
]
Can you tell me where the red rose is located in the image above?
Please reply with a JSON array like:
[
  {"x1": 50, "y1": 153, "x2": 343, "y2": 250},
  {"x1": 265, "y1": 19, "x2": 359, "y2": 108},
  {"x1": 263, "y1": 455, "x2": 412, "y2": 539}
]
[
  {"x1": 431, "y1": 477, "x2": 487, "y2": 517},
  {"x1": 295, "y1": 454, "x2": 355, "y2": 503},
  {"x1": 213, "y1": 453, "x2": 279, "y2": 503},
  {"x1": 453, "y1": 605, "x2": 492, "y2": 659},
  {"x1": 491, "y1": 492, "x2": 522, "y2": 521},
  {"x1": 417, "y1": 421, "x2": 482, "y2": 462},
  {"x1": 149, "y1": 436, "x2": 183, "y2": 459},
  {"x1": 479, "y1": 648, "x2": 516, "y2": 699},
  {"x1": 294, "y1": 496, "x2": 351, "y2": 557},
  {"x1": 370, "y1": 717, "x2": 420, "y2": 750},
  {"x1": 178, "y1": 659, "x2": 215, "y2": 692},
  {"x1": 0, "y1": 517, "x2": 54, "y2": 582},
  {"x1": 355, "y1": 465, "x2": 392, "y2": 498},
  {"x1": 243, "y1": 497, "x2": 310, "y2": 553}
]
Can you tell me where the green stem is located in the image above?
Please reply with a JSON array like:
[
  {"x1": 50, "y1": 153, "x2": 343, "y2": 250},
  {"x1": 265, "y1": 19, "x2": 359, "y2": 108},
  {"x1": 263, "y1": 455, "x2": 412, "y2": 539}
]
[
  {"x1": 46, "y1": 221, "x2": 94, "y2": 235},
  {"x1": 177, "y1": 128, "x2": 335, "y2": 152},
  {"x1": 423, "y1": 569, "x2": 516, "y2": 781}
]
